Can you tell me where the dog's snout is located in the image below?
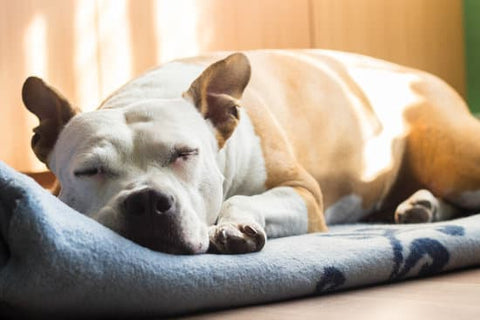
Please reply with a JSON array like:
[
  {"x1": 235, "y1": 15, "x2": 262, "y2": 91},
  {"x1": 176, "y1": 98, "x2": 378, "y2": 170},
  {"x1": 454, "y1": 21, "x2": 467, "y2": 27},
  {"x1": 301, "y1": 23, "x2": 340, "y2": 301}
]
[
  {"x1": 119, "y1": 188, "x2": 207, "y2": 254},
  {"x1": 123, "y1": 188, "x2": 174, "y2": 216}
]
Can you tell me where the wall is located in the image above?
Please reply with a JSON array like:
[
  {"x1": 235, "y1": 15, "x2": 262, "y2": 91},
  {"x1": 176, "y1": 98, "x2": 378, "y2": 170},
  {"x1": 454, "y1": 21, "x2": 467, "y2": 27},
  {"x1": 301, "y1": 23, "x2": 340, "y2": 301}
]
[
  {"x1": 464, "y1": 0, "x2": 480, "y2": 114},
  {"x1": 0, "y1": 0, "x2": 466, "y2": 172}
]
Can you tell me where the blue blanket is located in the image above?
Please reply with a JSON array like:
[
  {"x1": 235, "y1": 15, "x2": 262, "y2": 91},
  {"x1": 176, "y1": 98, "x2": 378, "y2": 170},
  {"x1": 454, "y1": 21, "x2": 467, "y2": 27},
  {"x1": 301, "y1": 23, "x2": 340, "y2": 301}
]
[{"x1": 0, "y1": 161, "x2": 479, "y2": 318}]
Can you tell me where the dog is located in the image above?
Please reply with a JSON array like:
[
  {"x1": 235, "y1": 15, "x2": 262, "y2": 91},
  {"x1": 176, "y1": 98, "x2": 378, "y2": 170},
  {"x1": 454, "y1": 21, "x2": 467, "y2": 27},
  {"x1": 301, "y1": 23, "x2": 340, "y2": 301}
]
[{"x1": 22, "y1": 50, "x2": 480, "y2": 254}]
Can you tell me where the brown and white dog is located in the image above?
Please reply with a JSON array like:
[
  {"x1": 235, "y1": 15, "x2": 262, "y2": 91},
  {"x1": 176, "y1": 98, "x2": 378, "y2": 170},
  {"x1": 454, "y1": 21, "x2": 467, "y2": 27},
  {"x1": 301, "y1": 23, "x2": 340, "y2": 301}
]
[{"x1": 22, "y1": 50, "x2": 480, "y2": 254}]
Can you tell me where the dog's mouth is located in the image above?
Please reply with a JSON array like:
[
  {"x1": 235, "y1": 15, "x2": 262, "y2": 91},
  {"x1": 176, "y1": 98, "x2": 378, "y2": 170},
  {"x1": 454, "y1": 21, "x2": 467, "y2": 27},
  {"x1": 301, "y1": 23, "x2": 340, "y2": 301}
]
[
  {"x1": 116, "y1": 209, "x2": 210, "y2": 254},
  {"x1": 121, "y1": 229, "x2": 209, "y2": 254}
]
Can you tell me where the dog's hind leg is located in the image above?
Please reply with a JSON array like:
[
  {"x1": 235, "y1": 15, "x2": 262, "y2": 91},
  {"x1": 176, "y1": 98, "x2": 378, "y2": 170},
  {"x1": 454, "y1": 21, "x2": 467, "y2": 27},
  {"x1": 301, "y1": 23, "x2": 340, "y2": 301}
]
[
  {"x1": 394, "y1": 189, "x2": 463, "y2": 224},
  {"x1": 404, "y1": 93, "x2": 480, "y2": 216}
]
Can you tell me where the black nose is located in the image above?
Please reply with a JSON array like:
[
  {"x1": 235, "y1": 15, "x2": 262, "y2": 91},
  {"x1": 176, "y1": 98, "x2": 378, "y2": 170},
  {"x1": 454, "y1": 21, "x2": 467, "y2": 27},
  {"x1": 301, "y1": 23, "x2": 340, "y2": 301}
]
[{"x1": 123, "y1": 188, "x2": 174, "y2": 216}]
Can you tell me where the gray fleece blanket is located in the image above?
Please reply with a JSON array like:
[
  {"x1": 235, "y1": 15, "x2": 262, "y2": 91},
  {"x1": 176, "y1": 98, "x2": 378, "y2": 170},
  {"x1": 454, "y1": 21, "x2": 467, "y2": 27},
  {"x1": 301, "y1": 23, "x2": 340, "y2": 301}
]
[{"x1": 0, "y1": 161, "x2": 480, "y2": 319}]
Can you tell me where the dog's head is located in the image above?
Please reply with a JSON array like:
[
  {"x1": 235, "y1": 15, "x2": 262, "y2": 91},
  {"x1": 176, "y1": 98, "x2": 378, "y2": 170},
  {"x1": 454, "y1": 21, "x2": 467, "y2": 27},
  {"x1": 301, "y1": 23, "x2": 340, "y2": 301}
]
[{"x1": 22, "y1": 53, "x2": 251, "y2": 254}]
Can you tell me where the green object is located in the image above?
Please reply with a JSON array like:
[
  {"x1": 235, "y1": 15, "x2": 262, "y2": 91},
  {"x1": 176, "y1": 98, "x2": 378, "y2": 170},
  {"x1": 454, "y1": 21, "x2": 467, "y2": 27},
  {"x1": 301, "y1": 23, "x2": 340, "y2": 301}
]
[{"x1": 464, "y1": 0, "x2": 480, "y2": 114}]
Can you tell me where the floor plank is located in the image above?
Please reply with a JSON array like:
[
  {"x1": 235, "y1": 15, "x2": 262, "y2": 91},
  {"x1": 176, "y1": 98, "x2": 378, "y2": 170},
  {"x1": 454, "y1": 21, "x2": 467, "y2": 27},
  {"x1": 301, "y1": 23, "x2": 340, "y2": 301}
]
[{"x1": 179, "y1": 268, "x2": 480, "y2": 320}]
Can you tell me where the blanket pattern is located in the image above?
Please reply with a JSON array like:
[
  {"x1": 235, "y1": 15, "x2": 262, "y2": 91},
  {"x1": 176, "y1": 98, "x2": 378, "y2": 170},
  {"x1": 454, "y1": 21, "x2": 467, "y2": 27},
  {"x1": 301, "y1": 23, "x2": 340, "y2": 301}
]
[{"x1": 0, "y1": 161, "x2": 479, "y2": 318}]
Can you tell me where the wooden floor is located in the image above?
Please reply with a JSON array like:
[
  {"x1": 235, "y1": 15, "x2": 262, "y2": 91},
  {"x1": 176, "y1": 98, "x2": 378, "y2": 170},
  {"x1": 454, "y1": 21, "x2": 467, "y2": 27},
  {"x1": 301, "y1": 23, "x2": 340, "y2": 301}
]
[{"x1": 180, "y1": 268, "x2": 480, "y2": 320}]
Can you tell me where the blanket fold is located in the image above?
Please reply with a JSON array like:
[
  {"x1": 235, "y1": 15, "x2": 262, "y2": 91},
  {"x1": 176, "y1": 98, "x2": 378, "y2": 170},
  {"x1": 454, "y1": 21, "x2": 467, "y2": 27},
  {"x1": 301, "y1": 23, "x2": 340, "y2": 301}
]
[{"x1": 0, "y1": 161, "x2": 479, "y2": 318}]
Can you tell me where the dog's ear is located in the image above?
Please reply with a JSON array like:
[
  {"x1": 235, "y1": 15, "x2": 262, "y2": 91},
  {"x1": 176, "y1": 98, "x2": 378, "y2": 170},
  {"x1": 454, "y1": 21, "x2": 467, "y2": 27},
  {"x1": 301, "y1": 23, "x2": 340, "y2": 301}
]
[
  {"x1": 184, "y1": 52, "x2": 251, "y2": 148},
  {"x1": 22, "y1": 76, "x2": 78, "y2": 164}
]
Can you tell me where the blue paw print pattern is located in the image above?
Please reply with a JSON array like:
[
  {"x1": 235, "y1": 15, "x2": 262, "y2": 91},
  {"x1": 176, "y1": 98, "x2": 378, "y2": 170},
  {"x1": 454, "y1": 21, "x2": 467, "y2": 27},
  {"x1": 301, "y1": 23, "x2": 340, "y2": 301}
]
[
  {"x1": 389, "y1": 235, "x2": 450, "y2": 280},
  {"x1": 387, "y1": 225, "x2": 464, "y2": 280},
  {"x1": 435, "y1": 225, "x2": 465, "y2": 236},
  {"x1": 316, "y1": 267, "x2": 346, "y2": 293},
  {"x1": 316, "y1": 224, "x2": 465, "y2": 293}
]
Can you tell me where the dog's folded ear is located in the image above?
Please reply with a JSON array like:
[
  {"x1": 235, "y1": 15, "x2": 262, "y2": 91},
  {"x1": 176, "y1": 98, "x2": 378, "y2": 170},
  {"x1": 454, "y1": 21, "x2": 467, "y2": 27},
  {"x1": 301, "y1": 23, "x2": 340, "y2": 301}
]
[
  {"x1": 184, "y1": 52, "x2": 251, "y2": 148},
  {"x1": 22, "y1": 76, "x2": 78, "y2": 165}
]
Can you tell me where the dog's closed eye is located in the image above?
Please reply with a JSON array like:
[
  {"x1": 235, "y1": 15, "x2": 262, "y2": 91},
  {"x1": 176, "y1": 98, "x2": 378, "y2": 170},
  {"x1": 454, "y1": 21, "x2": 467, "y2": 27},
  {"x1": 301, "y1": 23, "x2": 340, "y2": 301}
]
[
  {"x1": 74, "y1": 166, "x2": 104, "y2": 177},
  {"x1": 170, "y1": 147, "x2": 199, "y2": 164}
]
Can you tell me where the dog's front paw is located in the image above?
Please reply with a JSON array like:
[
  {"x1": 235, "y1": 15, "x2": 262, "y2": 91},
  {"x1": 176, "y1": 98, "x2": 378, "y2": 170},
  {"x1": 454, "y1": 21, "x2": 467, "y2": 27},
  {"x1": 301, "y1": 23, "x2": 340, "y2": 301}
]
[
  {"x1": 208, "y1": 223, "x2": 266, "y2": 254},
  {"x1": 395, "y1": 189, "x2": 438, "y2": 224}
]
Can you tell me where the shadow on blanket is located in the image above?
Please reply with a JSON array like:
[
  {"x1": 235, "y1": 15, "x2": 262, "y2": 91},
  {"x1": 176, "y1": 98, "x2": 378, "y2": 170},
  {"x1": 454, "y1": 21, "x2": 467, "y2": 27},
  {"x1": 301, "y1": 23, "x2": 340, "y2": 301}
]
[{"x1": 0, "y1": 161, "x2": 479, "y2": 318}]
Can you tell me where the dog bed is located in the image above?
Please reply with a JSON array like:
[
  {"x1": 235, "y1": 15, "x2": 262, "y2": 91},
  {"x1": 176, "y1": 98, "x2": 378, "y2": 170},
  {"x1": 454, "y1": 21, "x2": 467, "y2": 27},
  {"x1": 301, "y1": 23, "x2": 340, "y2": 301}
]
[{"x1": 0, "y1": 161, "x2": 479, "y2": 318}]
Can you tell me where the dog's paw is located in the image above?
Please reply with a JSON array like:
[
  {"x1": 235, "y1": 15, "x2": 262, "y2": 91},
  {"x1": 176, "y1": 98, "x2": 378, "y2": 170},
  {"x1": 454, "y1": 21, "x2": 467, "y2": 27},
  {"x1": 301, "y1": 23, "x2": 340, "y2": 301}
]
[
  {"x1": 208, "y1": 223, "x2": 266, "y2": 254},
  {"x1": 395, "y1": 189, "x2": 438, "y2": 224}
]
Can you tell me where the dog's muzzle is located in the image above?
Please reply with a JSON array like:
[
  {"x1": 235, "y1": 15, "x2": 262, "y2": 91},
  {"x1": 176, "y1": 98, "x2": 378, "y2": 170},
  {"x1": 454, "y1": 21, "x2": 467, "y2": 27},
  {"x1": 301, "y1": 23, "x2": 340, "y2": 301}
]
[{"x1": 119, "y1": 188, "x2": 200, "y2": 254}]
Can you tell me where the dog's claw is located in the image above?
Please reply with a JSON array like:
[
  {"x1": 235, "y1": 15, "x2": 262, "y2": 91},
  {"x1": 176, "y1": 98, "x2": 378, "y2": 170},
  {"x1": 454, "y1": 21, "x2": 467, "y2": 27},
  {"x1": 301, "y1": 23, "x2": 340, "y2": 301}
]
[
  {"x1": 219, "y1": 229, "x2": 228, "y2": 243},
  {"x1": 242, "y1": 225, "x2": 257, "y2": 236}
]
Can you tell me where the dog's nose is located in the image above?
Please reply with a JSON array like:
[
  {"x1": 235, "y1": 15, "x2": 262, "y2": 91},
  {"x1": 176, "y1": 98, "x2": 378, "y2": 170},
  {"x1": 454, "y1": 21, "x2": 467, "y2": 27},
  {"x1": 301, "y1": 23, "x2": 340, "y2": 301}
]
[{"x1": 123, "y1": 188, "x2": 174, "y2": 216}]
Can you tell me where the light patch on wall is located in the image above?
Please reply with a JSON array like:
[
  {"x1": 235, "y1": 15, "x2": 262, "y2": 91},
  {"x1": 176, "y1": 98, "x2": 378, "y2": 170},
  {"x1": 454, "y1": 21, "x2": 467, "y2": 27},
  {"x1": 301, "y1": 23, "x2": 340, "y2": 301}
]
[
  {"x1": 96, "y1": 0, "x2": 132, "y2": 100},
  {"x1": 23, "y1": 13, "x2": 48, "y2": 171},
  {"x1": 154, "y1": 0, "x2": 200, "y2": 64},
  {"x1": 74, "y1": 0, "x2": 101, "y2": 111},
  {"x1": 24, "y1": 13, "x2": 48, "y2": 78}
]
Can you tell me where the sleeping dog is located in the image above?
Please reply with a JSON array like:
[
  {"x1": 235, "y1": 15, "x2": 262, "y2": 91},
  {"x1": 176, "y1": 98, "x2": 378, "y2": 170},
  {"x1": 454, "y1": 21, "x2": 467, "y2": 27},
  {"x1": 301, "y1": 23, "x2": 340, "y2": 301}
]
[{"x1": 22, "y1": 50, "x2": 480, "y2": 254}]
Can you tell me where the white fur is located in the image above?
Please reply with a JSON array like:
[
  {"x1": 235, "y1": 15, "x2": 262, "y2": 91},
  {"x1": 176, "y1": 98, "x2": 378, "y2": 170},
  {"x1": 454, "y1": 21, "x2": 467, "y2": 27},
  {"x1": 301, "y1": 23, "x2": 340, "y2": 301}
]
[
  {"x1": 101, "y1": 62, "x2": 205, "y2": 107},
  {"x1": 325, "y1": 194, "x2": 374, "y2": 224},
  {"x1": 51, "y1": 96, "x2": 223, "y2": 253},
  {"x1": 216, "y1": 108, "x2": 268, "y2": 198},
  {"x1": 218, "y1": 186, "x2": 309, "y2": 238}
]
